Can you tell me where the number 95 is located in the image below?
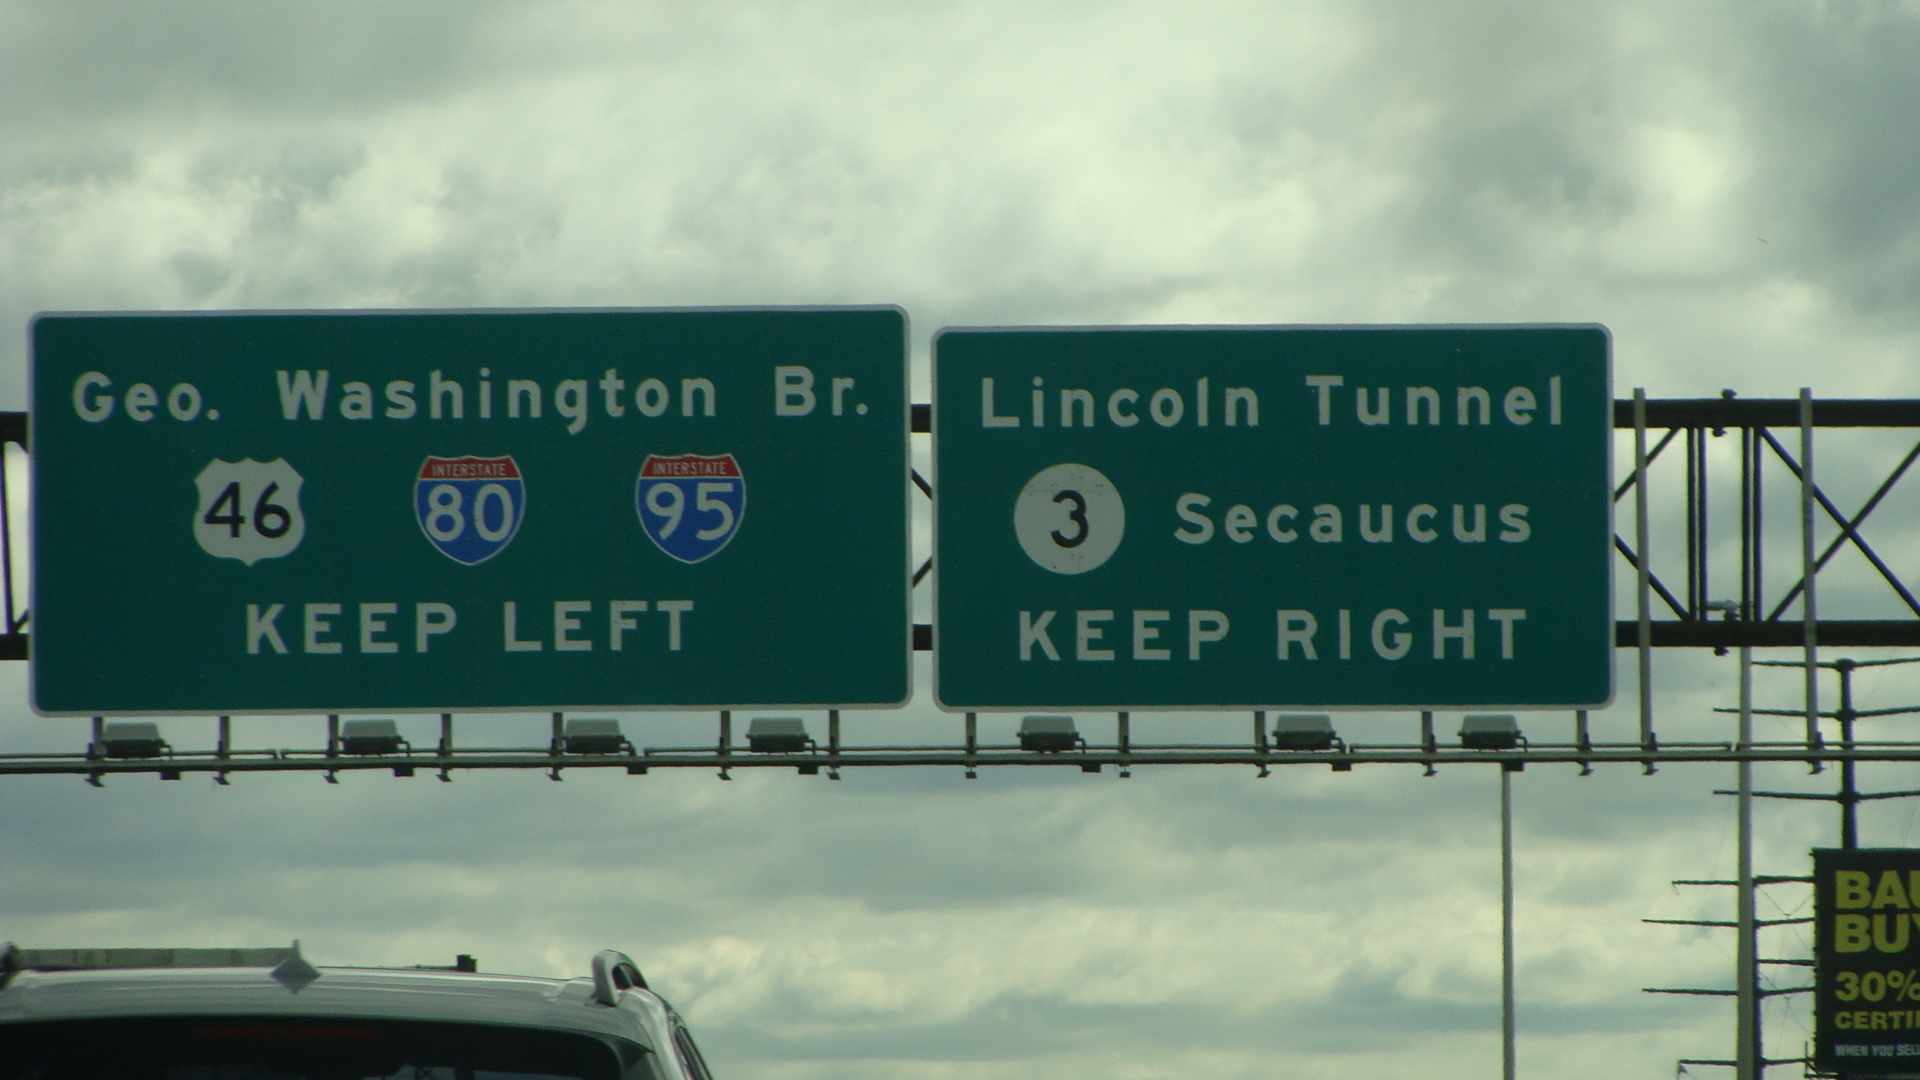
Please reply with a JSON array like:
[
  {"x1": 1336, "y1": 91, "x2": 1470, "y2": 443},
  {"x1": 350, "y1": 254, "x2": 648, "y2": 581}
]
[{"x1": 645, "y1": 480, "x2": 737, "y2": 540}]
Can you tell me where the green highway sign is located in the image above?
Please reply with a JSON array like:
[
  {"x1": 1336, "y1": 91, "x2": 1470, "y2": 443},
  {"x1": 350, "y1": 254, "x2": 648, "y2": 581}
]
[
  {"x1": 933, "y1": 325, "x2": 1612, "y2": 711},
  {"x1": 31, "y1": 308, "x2": 910, "y2": 714}
]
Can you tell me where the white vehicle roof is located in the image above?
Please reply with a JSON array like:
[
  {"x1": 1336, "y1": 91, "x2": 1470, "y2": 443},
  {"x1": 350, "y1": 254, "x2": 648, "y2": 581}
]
[{"x1": 0, "y1": 944, "x2": 685, "y2": 1067}]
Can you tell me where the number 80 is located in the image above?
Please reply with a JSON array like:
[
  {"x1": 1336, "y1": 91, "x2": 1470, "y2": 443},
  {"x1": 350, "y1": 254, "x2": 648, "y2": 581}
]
[{"x1": 423, "y1": 482, "x2": 518, "y2": 542}]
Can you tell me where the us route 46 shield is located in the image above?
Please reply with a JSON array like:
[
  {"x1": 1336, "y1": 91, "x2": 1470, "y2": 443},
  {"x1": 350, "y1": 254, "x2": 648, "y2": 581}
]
[
  {"x1": 415, "y1": 456, "x2": 526, "y2": 565},
  {"x1": 193, "y1": 458, "x2": 306, "y2": 565},
  {"x1": 637, "y1": 453, "x2": 745, "y2": 564}
]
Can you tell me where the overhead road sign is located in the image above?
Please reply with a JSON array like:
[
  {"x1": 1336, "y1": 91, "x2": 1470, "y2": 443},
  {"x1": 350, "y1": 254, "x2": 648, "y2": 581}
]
[
  {"x1": 31, "y1": 307, "x2": 910, "y2": 714},
  {"x1": 932, "y1": 324, "x2": 1612, "y2": 711}
]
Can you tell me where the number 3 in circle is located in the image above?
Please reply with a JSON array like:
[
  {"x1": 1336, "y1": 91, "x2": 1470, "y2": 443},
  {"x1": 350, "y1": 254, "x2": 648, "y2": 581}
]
[
  {"x1": 1014, "y1": 464, "x2": 1124, "y2": 575},
  {"x1": 1051, "y1": 490, "x2": 1089, "y2": 548}
]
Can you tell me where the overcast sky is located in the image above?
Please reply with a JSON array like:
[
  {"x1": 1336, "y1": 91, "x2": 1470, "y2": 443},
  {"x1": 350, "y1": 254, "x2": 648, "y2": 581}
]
[{"x1": 7, "y1": 2, "x2": 1920, "y2": 1078}]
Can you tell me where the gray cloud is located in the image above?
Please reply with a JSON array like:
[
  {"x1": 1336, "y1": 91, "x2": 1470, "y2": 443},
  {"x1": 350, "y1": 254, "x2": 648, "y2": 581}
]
[
  {"x1": 7, "y1": 0, "x2": 1920, "y2": 1076},
  {"x1": 0, "y1": 2, "x2": 520, "y2": 124}
]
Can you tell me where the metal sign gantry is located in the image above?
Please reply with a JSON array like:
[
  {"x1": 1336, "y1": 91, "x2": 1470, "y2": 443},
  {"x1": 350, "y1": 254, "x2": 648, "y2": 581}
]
[{"x1": 2, "y1": 390, "x2": 1920, "y2": 780}]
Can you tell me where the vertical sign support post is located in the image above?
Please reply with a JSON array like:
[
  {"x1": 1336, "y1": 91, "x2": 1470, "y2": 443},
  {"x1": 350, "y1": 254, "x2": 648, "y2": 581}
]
[
  {"x1": 828, "y1": 709, "x2": 841, "y2": 781},
  {"x1": 1736, "y1": 614, "x2": 1756, "y2": 1080},
  {"x1": 1635, "y1": 389, "x2": 1655, "y2": 760},
  {"x1": 215, "y1": 715, "x2": 232, "y2": 786},
  {"x1": 1801, "y1": 389, "x2": 1821, "y2": 762},
  {"x1": 1502, "y1": 765, "x2": 1516, "y2": 1080},
  {"x1": 1840, "y1": 664, "x2": 1859, "y2": 849}
]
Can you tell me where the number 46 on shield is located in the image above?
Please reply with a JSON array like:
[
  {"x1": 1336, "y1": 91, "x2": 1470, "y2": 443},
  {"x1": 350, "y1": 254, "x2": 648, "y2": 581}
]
[{"x1": 193, "y1": 458, "x2": 307, "y2": 565}]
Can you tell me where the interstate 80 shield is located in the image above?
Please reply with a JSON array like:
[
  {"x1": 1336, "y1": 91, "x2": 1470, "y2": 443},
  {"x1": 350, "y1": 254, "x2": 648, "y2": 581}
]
[
  {"x1": 637, "y1": 453, "x2": 746, "y2": 564},
  {"x1": 415, "y1": 456, "x2": 526, "y2": 565}
]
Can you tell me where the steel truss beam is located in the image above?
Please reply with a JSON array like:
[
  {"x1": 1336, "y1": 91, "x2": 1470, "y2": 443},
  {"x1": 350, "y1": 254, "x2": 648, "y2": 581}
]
[
  {"x1": 19, "y1": 741, "x2": 1920, "y2": 781},
  {"x1": 912, "y1": 396, "x2": 1920, "y2": 651},
  {"x1": 1601, "y1": 396, "x2": 1920, "y2": 652},
  {"x1": 0, "y1": 397, "x2": 1915, "y2": 661},
  {"x1": 1618, "y1": 620, "x2": 1920, "y2": 647}
]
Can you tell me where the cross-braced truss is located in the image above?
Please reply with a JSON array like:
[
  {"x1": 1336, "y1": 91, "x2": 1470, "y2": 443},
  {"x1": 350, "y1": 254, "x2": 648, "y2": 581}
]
[{"x1": 3, "y1": 394, "x2": 1919, "y2": 780}]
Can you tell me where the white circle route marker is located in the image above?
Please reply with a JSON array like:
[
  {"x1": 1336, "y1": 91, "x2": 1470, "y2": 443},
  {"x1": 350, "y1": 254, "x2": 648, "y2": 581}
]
[{"x1": 1013, "y1": 463, "x2": 1125, "y2": 575}]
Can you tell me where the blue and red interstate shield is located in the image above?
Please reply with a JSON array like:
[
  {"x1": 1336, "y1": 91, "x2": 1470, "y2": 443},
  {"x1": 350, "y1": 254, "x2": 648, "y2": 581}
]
[
  {"x1": 415, "y1": 456, "x2": 526, "y2": 565},
  {"x1": 637, "y1": 453, "x2": 746, "y2": 564}
]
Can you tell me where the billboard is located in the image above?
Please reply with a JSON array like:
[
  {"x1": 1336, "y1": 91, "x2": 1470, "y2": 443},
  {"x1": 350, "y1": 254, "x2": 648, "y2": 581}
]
[{"x1": 1815, "y1": 848, "x2": 1920, "y2": 1075}]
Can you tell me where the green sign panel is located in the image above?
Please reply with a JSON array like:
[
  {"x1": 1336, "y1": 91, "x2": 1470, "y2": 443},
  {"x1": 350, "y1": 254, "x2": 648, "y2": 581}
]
[
  {"x1": 1814, "y1": 848, "x2": 1920, "y2": 1075},
  {"x1": 933, "y1": 325, "x2": 1611, "y2": 710},
  {"x1": 31, "y1": 308, "x2": 910, "y2": 714}
]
